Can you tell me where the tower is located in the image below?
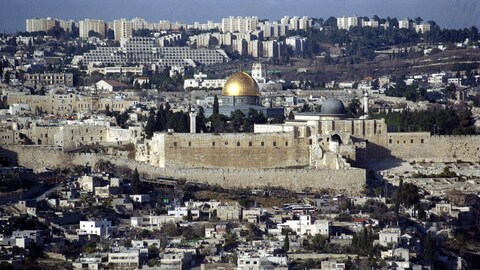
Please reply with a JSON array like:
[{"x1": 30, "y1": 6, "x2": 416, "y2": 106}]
[
  {"x1": 363, "y1": 91, "x2": 369, "y2": 115},
  {"x1": 189, "y1": 108, "x2": 197, "y2": 134},
  {"x1": 251, "y1": 62, "x2": 266, "y2": 83}
]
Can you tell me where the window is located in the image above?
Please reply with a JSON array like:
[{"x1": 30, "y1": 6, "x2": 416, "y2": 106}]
[
  {"x1": 261, "y1": 142, "x2": 264, "y2": 146},
  {"x1": 411, "y1": 139, "x2": 414, "y2": 143},
  {"x1": 173, "y1": 142, "x2": 177, "y2": 147},
  {"x1": 273, "y1": 142, "x2": 276, "y2": 146},
  {"x1": 225, "y1": 141, "x2": 228, "y2": 145},
  {"x1": 389, "y1": 139, "x2": 392, "y2": 144},
  {"x1": 188, "y1": 142, "x2": 191, "y2": 147},
  {"x1": 212, "y1": 142, "x2": 215, "y2": 147},
  {"x1": 237, "y1": 142, "x2": 240, "y2": 146},
  {"x1": 421, "y1": 139, "x2": 424, "y2": 143},
  {"x1": 249, "y1": 141, "x2": 252, "y2": 146},
  {"x1": 285, "y1": 141, "x2": 288, "y2": 146}
]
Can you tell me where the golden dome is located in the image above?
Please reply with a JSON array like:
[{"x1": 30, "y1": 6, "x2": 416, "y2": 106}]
[{"x1": 222, "y1": 72, "x2": 260, "y2": 97}]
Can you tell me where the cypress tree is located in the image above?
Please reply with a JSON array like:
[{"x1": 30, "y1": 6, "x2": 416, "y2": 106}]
[
  {"x1": 155, "y1": 104, "x2": 165, "y2": 131},
  {"x1": 132, "y1": 167, "x2": 141, "y2": 194},
  {"x1": 213, "y1": 95, "x2": 219, "y2": 115},
  {"x1": 145, "y1": 108, "x2": 156, "y2": 139},
  {"x1": 196, "y1": 106, "x2": 206, "y2": 133},
  {"x1": 283, "y1": 233, "x2": 290, "y2": 252}
]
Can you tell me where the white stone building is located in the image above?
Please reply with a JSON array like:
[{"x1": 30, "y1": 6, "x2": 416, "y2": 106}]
[
  {"x1": 278, "y1": 215, "x2": 330, "y2": 236},
  {"x1": 378, "y1": 228, "x2": 401, "y2": 247},
  {"x1": 78, "y1": 220, "x2": 112, "y2": 238}
]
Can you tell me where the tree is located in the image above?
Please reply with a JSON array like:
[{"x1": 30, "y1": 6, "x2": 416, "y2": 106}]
[
  {"x1": 4, "y1": 71, "x2": 10, "y2": 84},
  {"x1": 230, "y1": 110, "x2": 245, "y2": 132},
  {"x1": 283, "y1": 233, "x2": 290, "y2": 252},
  {"x1": 107, "y1": 29, "x2": 115, "y2": 40},
  {"x1": 288, "y1": 111, "x2": 295, "y2": 120},
  {"x1": 131, "y1": 167, "x2": 142, "y2": 194},
  {"x1": 325, "y1": 16, "x2": 338, "y2": 28},
  {"x1": 242, "y1": 109, "x2": 267, "y2": 132},
  {"x1": 145, "y1": 108, "x2": 156, "y2": 139},
  {"x1": 223, "y1": 232, "x2": 239, "y2": 251},
  {"x1": 423, "y1": 232, "x2": 435, "y2": 261},
  {"x1": 196, "y1": 106, "x2": 207, "y2": 133},
  {"x1": 105, "y1": 104, "x2": 112, "y2": 117},
  {"x1": 155, "y1": 104, "x2": 167, "y2": 132},
  {"x1": 163, "y1": 222, "x2": 181, "y2": 237},
  {"x1": 213, "y1": 95, "x2": 219, "y2": 115},
  {"x1": 311, "y1": 234, "x2": 327, "y2": 252},
  {"x1": 346, "y1": 98, "x2": 361, "y2": 118},
  {"x1": 47, "y1": 26, "x2": 66, "y2": 39},
  {"x1": 95, "y1": 159, "x2": 114, "y2": 174},
  {"x1": 397, "y1": 182, "x2": 421, "y2": 208},
  {"x1": 394, "y1": 178, "x2": 403, "y2": 217},
  {"x1": 371, "y1": 79, "x2": 379, "y2": 90},
  {"x1": 88, "y1": 30, "x2": 102, "y2": 38}
]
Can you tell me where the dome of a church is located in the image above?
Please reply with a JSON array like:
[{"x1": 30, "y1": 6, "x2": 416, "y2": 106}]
[
  {"x1": 321, "y1": 98, "x2": 346, "y2": 115},
  {"x1": 222, "y1": 72, "x2": 260, "y2": 97}
]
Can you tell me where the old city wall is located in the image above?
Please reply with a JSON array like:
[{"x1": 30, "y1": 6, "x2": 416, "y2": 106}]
[
  {"x1": 158, "y1": 167, "x2": 366, "y2": 195},
  {"x1": 161, "y1": 132, "x2": 310, "y2": 168},
  {"x1": 0, "y1": 145, "x2": 365, "y2": 194},
  {"x1": 388, "y1": 133, "x2": 480, "y2": 162}
]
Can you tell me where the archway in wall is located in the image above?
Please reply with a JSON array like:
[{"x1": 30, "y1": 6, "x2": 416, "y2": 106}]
[{"x1": 331, "y1": 134, "x2": 343, "y2": 144}]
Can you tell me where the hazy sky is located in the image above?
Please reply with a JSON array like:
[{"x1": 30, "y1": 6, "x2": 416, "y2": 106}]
[{"x1": 1, "y1": 0, "x2": 479, "y2": 33}]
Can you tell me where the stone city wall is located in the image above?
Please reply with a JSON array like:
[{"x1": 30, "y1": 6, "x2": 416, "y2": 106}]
[
  {"x1": 156, "y1": 132, "x2": 311, "y2": 168},
  {"x1": 0, "y1": 145, "x2": 365, "y2": 194},
  {"x1": 388, "y1": 133, "x2": 480, "y2": 162}
]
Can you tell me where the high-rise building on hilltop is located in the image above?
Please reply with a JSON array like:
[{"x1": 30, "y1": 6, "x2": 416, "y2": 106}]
[
  {"x1": 113, "y1": 19, "x2": 133, "y2": 41},
  {"x1": 79, "y1": 19, "x2": 106, "y2": 38},
  {"x1": 26, "y1": 18, "x2": 57, "y2": 32},
  {"x1": 221, "y1": 16, "x2": 259, "y2": 34}
]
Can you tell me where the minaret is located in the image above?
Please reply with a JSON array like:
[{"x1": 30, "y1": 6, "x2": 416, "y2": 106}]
[
  {"x1": 189, "y1": 108, "x2": 197, "y2": 134},
  {"x1": 363, "y1": 91, "x2": 369, "y2": 115}
]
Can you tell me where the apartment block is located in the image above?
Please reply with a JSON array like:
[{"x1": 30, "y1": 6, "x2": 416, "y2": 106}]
[
  {"x1": 337, "y1": 16, "x2": 361, "y2": 30},
  {"x1": 221, "y1": 16, "x2": 259, "y2": 33},
  {"x1": 26, "y1": 18, "x2": 57, "y2": 32},
  {"x1": 113, "y1": 18, "x2": 133, "y2": 41},
  {"x1": 79, "y1": 19, "x2": 106, "y2": 38}
]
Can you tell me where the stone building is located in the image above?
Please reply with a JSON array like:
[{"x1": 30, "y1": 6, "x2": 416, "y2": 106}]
[
  {"x1": 5, "y1": 91, "x2": 137, "y2": 116},
  {"x1": 23, "y1": 123, "x2": 142, "y2": 149},
  {"x1": 24, "y1": 73, "x2": 74, "y2": 87}
]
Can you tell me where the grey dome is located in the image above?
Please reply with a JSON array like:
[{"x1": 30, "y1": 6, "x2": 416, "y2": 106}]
[{"x1": 321, "y1": 98, "x2": 346, "y2": 115}]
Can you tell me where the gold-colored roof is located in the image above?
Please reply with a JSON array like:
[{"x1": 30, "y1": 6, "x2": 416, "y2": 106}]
[{"x1": 222, "y1": 72, "x2": 260, "y2": 97}]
